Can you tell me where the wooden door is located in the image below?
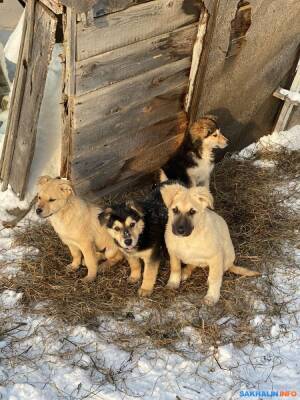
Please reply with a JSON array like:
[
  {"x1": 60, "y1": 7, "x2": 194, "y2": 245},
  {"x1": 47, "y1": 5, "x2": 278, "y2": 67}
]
[{"x1": 70, "y1": 0, "x2": 204, "y2": 198}]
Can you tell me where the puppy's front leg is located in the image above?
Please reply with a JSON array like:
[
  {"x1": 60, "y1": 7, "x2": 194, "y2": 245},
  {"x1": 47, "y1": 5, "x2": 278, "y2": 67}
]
[
  {"x1": 138, "y1": 260, "x2": 159, "y2": 297},
  {"x1": 204, "y1": 255, "x2": 223, "y2": 306},
  {"x1": 81, "y1": 244, "x2": 98, "y2": 282},
  {"x1": 127, "y1": 256, "x2": 142, "y2": 283},
  {"x1": 66, "y1": 244, "x2": 82, "y2": 272},
  {"x1": 166, "y1": 254, "x2": 181, "y2": 289}
]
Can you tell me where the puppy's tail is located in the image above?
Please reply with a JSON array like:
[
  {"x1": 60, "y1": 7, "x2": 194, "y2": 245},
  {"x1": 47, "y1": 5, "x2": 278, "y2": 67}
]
[
  {"x1": 159, "y1": 169, "x2": 168, "y2": 183},
  {"x1": 228, "y1": 265, "x2": 260, "y2": 277}
]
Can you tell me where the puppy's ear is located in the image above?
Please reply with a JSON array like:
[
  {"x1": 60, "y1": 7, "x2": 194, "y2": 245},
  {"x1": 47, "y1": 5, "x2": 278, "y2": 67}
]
[
  {"x1": 58, "y1": 181, "x2": 74, "y2": 198},
  {"x1": 98, "y1": 207, "x2": 112, "y2": 226},
  {"x1": 160, "y1": 183, "x2": 183, "y2": 208},
  {"x1": 159, "y1": 169, "x2": 168, "y2": 183},
  {"x1": 37, "y1": 175, "x2": 52, "y2": 186},
  {"x1": 126, "y1": 200, "x2": 143, "y2": 216},
  {"x1": 191, "y1": 187, "x2": 214, "y2": 210}
]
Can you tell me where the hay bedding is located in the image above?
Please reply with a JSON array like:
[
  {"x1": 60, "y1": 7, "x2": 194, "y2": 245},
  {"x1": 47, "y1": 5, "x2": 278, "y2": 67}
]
[{"x1": 0, "y1": 149, "x2": 299, "y2": 356}]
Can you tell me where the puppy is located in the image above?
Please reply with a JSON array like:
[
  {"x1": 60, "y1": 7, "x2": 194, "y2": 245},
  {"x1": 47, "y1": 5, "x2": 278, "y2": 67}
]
[
  {"x1": 36, "y1": 176, "x2": 122, "y2": 282},
  {"x1": 161, "y1": 183, "x2": 260, "y2": 305},
  {"x1": 160, "y1": 116, "x2": 228, "y2": 187},
  {"x1": 99, "y1": 187, "x2": 168, "y2": 297}
]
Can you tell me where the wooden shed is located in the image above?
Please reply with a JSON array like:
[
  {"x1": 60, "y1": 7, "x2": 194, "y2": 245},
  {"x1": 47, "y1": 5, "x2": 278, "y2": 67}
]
[{"x1": 1, "y1": 0, "x2": 299, "y2": 200}]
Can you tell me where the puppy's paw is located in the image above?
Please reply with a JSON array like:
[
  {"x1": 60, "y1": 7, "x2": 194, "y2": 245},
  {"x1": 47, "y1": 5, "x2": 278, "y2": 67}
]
[
  {"x1": 66, "y1": 263, "x2": 80, "y2": 272},
  {"x1": 128, "y1": 274, "x2": 140, "y2": 284},
  {"x1": 80, "y1": 274, "x2": 97, "y2": 283},
  {"x1": 203, "y1": 294, "x2": 219, "y2": 306},
  {"x1": 166, "y1": 280, "x2": 180, "y2": 290},
  {"x1": 138, "y1": 287, "x2": 153, "y2": 297}
]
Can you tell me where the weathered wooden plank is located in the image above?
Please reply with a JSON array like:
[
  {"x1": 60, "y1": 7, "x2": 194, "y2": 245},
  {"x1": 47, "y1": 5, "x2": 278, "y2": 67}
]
[
  {"x1": 76, "y1": 23, "x2": 197, "y2": 95},
  {"x1": 188, "y1": 0, "x2": 220, "y2": 123},
  {"x1": 184, "y1": 8, "x2": 208, "y2": 111},
  {"x1": 39, "y1": 0, "x2": 63, "y2": 14},
  {"x1": 74, "y1": 57, "x2": 190, "y2": 130},
  {"x1": 74, "y1": 84, "x2": 187, "y2": 154},
  {"x1": 0, "y1": 1, "x2": 30, "y2": 189},
  {"x1": 61, "y1": 7, "x2": 76, "y2": 178},
  {"x1": 7, "y1": 3, "x2": 57, "y2": 198},
  {"x1": 93, "y1": 0, "x2": 152, "y2": 17},
  {"x1": 72, "y1": 111, "x2": 187, "y2": 181},
  {"x1": 74, "y1": 133, "x2": 185, "y2": 196},
  {"x1": 73, "y1": 112, "x2": 187, "y2": 194},
  {"x1": 76, "y1": 0, "x2": 201, "y2": 60}
]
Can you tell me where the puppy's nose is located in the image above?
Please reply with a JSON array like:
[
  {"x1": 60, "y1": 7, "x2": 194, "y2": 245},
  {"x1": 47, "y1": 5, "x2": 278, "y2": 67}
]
[
  {"x1": 177, "y1": 225, "x2": 185, "y2": 235},
  {"x1": 124, "y1": 238, "x2": 132, "y2": 246},
  {"x1": 36, "y1": 208, "x2": 43, "y2": 215}
]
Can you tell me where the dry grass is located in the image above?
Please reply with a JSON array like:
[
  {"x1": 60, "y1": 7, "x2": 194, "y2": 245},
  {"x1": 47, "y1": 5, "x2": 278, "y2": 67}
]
[{"x1": 0, "y1": 149, "x2": 299, "y2": 356}]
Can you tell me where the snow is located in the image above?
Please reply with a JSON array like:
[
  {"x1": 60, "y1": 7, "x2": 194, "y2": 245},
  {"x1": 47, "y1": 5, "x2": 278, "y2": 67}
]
[
  {"x1": 238, "y1": 125, "x2": 300, "y2": 158},
  {"x1": 279, "y1": 88, "x2": 300, "y2": 103}
]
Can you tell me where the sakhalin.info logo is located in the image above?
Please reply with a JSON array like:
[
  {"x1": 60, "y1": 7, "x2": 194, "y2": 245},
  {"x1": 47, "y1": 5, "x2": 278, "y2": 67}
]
[{"x1": 240, "y1": 391, "x2": 298, "y2": 398}]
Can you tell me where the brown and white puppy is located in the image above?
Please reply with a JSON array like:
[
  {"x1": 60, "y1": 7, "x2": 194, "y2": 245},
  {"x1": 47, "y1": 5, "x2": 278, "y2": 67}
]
[
  {"x1": 36, "y1": 176, "x2": 122, "y2": 282},
  {"x1": 161, "y1": 183, "x2": 260, "y2": 305},
  {"x1": 160, "y1": 116, "x2": 228, "y2": 188},
  {"x1": 99, "y1": 187, "x2": 168, "y2": 297}
]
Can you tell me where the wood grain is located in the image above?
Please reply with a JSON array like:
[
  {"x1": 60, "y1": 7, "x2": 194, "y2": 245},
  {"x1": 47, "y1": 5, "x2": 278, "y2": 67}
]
[
  {"x1": 76, "y1": 23, "x2": 197, "y2": 95},
  {"x1": 7, "y1": 3, "x2": 57, "y2": 198},
  {"x1": 76, "y1": 0, "x2": 201, "y2": 60},
  {"x1": 93, "y1": 0, "x2": 152, "y2": 17},
  {"x1": 73, "y1": 112, "x2": 187, "y2": 195},
  {"x1": 74, "y1": 57, "x2": 190, "y2": 130},
  {"x1": 73, "y1": 84, "x2": 187, "y2": 154}
]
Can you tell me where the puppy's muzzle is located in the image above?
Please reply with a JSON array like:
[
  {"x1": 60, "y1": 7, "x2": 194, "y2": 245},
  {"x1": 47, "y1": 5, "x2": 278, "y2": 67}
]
[
  {"x1": 172, "y1": 218, "x2": 193, "y2": 237},
  {"x1": 36, "y1": 208, "x2": 43, "y2": 216}
]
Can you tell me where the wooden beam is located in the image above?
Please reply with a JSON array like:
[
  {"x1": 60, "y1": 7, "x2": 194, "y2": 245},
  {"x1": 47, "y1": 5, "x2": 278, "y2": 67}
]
[
  {"x1": 61, "y1": 7, "x2": 76, "y2": 178},
  {"x1": 188, "y1": 0, "x2": 220, "y2": 124},
  {"x1": 0, "y1": 1, "x2": 57, "y2": 198},
  {"x1": 273, "y1": 87, "x2": 300, "y2": 106},
  {"x1": 39, "y1": 0, "x2": 63, "y2": 14},
  {"x1": 274, "y1": 58, "x2": 300, "y2": 132}
]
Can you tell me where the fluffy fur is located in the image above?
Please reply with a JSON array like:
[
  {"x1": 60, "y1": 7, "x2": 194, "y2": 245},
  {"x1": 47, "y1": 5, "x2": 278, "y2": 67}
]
[
  {"x1": 160, "y1": 116, "x2": 228, "y2": 187},
  {"x1": 160, "y1": 183, "x2": 260, "y2": 305},
  {"x1": 36, "y1": 176, "x2": 122, "y2": 282},
  {"x1": 99, "y1": 185, "x2": 168, "y2": 297}
]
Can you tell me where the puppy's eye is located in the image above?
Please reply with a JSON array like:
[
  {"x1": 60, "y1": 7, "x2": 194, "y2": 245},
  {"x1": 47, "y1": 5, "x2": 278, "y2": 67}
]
[
  {"x1": 114, "y1": 226, "x2": 120, "y2": 232},
  {"x1": 49, "y1": 198, "x2": 56, "y2": 202},
  {"x1": 129, "y1": 222, "x2": 136, "y2": 228},
  {"x1": 173, "y1": 207, "x2": 179, "y2": 214},
  {"x1": 38, "y1": 196, "x2": 41, "y2": 200},
  {"x1": 212, "y1": 133, "x2": 218, "y2": 137},
  {"x1": 189, "y1": 208, "x2": 196, "y2": 216}
]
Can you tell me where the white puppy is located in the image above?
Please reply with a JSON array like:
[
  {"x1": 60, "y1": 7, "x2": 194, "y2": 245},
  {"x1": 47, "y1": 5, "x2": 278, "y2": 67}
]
[{"x1": 161, "y1": 183, "x2": 260, "y2": 305}]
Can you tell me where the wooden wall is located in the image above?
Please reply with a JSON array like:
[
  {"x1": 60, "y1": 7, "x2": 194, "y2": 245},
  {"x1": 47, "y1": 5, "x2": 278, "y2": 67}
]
[{"x1": 70, "y1": 0, "x2": 202, "y2": 198}]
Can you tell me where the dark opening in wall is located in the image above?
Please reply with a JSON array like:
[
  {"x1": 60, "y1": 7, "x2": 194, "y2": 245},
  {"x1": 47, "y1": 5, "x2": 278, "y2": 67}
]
[{"x1": 226, "y1": 1, "x2": 251, "y2": 58}]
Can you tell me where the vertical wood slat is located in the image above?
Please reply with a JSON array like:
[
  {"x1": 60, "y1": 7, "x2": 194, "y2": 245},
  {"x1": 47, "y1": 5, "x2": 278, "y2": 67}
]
[
  {"x1": 1, "y1": 1, "x2": 57, "y2": 198},
  {"x1": 188, "y1": 0, "x2": 220, "y2": 124},
  {"x1": 0, "y1": 1, "x2": 30, "y2": 190},
  {"x1": 61, "y1": 7, "x2": 76, "y2": 178}
]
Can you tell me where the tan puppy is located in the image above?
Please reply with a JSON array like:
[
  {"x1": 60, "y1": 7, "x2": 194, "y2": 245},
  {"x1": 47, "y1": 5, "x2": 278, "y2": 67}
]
[
  {"x1": 161, "y1": 184, "x2": 260, "y2": 305},
  {"x1": 36, "y1": 176, "x2": 122, "y2": 282}
]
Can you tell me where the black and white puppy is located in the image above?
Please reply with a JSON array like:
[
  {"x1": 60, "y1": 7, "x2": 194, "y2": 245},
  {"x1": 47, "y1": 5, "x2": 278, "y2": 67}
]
[
  {"x1": 98, "y1": 185, "x2": 168, "y2": 297},
  {"x1": 160, "y1": 116, "x2": 228, "y2": 187}
]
